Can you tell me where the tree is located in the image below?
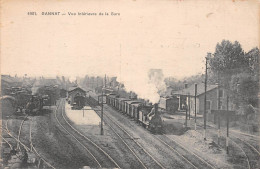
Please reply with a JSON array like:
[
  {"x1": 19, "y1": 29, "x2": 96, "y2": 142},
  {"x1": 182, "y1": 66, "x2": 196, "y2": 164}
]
[
  {"x1": 209, "y1": 40, "x2": 259, "y2": 108},
  {"x1": 245, "y1": 47, "x2": 259, "y2": 77},
  {"x1": 209, "y1": 40, "x2": 248, "y2": 79},
  {"x1": 230, "y1": 73, "x2": 258, "y2": 107}
]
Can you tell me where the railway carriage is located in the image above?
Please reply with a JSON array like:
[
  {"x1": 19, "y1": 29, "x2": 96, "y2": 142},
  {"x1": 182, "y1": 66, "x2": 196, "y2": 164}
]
[
  {"x1": 121, "y1": 100, "x2": 129, "y2": 113},
  {"x1": 116, "y1": 98, "x2": 129, "y2": 111},
  {"x1": 106, "y1": 94, "x2": 116, "y2": 106},
  {"x1": 130, "y1": 103, "x2": 142, "y2": 119},
  {"x1": 138, "y1": 106, "x2": 152, "y2": 127},
  {"x1": 119, "y1": 98, "x2": 130, "y2": 112},
  {"x1": 124, "y1": 101, "x2": 141, "y2": 116},
  {"x1": 110, "y1": 95, "x2": 118, "y2": 107},
  {"x1": 115, "y1": 97, "x2": 120, "y2": 110}
]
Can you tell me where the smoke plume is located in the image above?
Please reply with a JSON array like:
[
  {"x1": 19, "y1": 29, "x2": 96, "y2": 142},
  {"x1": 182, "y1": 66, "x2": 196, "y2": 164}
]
[{"x1": 119, "y1": 68, "x2": 166, "y2": 103}]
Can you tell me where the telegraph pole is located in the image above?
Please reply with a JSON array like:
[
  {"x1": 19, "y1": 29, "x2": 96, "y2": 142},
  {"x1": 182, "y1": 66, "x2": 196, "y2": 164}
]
[
  {"x1": 188, "y1": 93, "x2": 191, "y2": 127},
  {"x1": 204, "y1": 53, "x2": 210, "y2": 140},
  {"x1": 226, "y1": 95, "x2": 229, "y2": 154},
  {"x1": 217, "y1": 73, "x2": 221, "y2": 145},
  {"x1": 105, "y1": 74, "x2": 106, "y2": 88},
  {"x1": 194, "y1": 84, "x2": 197, "y2": 130},
  {"x1": 185, "y1": 105, "x2": 188, "y2": 128},
  {"x1": 101, "y1": 89, "x2": 104, "y2": 135}
]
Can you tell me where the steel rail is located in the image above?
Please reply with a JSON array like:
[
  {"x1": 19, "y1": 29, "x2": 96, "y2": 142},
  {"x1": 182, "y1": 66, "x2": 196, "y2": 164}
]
[
  {"x1": 89, "y1": 97, "x2": 166, "y2": 169},
  {"x1": 60, "y1": 99, "x2": 121, "y2": 168},
  {"x1": 55, "y1": 100, "x2": 102, "y2": 168},
  {"x1": 17, "y1": 115, "x2": 28, "y2": 150},
  {"x1": 197, "y1": 123, "x2": 250, "y2": 169},
  {"x1": 162, "y1": 134, "x2": 215, "y2": 169},
  {"x1": 4, "y1": 115, "x2": 56, "y2": 168}
]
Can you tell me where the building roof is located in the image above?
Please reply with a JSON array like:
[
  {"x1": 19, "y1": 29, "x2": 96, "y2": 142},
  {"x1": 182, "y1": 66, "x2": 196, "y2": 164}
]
[
  {"x1": 172, "y1": 83, "x2": 218, "y2": 97},
  {"x1": 68, "y1": 87, "x2": 86, "y2": 94},
  {"x1": 1, "y1": 75, "x2": 22, "y2": 84}
]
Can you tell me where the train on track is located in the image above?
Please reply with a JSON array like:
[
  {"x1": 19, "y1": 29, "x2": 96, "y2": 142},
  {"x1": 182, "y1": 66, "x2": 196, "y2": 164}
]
[
  {"x1": 96, "y1": 93, "x2": 179, "y2": 134},
  {"x1": 25, "y1": 95, "x2": 49, "y2": 115}
]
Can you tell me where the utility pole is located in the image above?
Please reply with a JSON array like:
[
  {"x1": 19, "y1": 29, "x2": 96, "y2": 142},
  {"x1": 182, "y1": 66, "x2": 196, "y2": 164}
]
[
  {"x1": 217, "y1": 74, "x2": 221, "y2": 145},
  {"x1": 226, "y1": 95, "x2": 229, "y2": 154},
  {"x1": 188, "y1": 93, "x2": 191, "y2": 127},
  {"x1": 105, "y1": 74, "x2": 106, "y2": 88},
  {"x1": 188, "y1": 93, "x2": 190, "y2": 127},
  {"x1": 195, "y1": 84, "x2": 197, "y2": 130},
  {"x1": 101, "y1": 89, "x2": 104, "y2": 135},
  {"x1": 96, "y1": 77, "x2": 98, "y2": 89},
  {"x1": 185, "y1": 104, "x2": 188, "y2": 128},
  {"x1": 204, "y1": 53, "x2": 210, "y2": 141}
]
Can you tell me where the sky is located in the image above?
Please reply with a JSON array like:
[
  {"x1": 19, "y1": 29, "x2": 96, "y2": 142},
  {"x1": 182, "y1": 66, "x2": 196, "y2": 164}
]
[{"x1": 1, "y1": 0, "x2": 259, "y2": 80}]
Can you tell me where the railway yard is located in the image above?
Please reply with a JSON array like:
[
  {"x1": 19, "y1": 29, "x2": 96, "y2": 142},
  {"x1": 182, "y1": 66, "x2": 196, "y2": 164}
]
[{"x1": 1, "y1": 91, "x2": 259, "y2": 169}]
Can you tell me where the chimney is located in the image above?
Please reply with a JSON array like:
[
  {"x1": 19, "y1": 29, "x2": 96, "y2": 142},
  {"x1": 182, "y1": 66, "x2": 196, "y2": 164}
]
[
  {"x1": 154, "y1": 103, "x2": 158, "y2": 115},
  {"x1": 184, "y1": 83, "x2": 188, "y2": 89}
]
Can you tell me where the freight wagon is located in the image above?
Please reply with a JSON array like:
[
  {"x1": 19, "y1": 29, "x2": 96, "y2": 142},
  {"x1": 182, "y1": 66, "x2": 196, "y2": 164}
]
[
  {"x1": 115, "y1": 98, "x2": 130, "y2": 111},
  {"x1": 106, "y1": 94, "x2": 117, "y2": 106},
  {"x1": 125, "y1": 100, "x2": 141, "y2": 116},
  {"x1": 130, "y1": 103, "x2": 142, "y2": 119}
]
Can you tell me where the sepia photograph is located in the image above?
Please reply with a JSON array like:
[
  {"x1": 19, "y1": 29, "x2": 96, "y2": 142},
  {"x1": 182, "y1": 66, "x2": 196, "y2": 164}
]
[{"x1": 0, "y1": 0, "x2": 259, "y2": 168}]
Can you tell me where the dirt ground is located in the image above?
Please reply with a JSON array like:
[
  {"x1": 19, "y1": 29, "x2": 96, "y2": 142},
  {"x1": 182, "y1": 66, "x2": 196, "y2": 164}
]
[{"x1": 2, "y1": 96, "x2": 258, "y2": 169}]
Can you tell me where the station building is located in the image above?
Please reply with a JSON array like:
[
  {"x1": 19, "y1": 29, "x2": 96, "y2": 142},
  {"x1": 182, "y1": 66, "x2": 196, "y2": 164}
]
[
  {"x1": 172, "y1": 83, "x2": 231, "y2": 114},
  {"x1": 68, "y1": 87, "x2": 87, "y2": 106}
]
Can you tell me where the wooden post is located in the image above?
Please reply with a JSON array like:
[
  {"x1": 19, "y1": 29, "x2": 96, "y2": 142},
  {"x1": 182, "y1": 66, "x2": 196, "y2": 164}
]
[
  {"x1": 226, "y1": 96, "x2": 229, "y2": 154},
  {"x1": 204, "y1": 55, "x2": 209, "y2": 140},
  {"x1": 185, "y1": 105, "x2": 188, "y2": 128},
  {"x1": 188, "y1": 94, "x2": 191, "y2": 127},
  {"x1": 194, "y1": 84, "x2": 197, "y2": 130},
  {"x1": 188, "y1": 94, "x2": 191, "y2": 119},
  {"x1": 101, "y1": 90, "x2": 104, "y2": 135},
  {"x1": 218, "y1": 84, "x2": 221, "y2": 145}
]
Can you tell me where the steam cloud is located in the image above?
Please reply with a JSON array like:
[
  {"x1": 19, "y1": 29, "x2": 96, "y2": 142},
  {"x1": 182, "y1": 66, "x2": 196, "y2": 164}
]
[{"x1": 118, "y1": 68, "x2": 166, "y2": 103}]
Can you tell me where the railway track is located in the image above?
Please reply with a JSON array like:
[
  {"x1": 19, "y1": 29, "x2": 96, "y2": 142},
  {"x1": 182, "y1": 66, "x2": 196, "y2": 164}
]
[
  {"x1": 3, "y1": 115, "x2": 55, "y2": 169},
  {"x1": 196, "y1": 123, "x2": 260, "y2": 169},
  {"x1": 88, "y1": 95, "x2": 221, "y2": 169},
  {"x1": 104, "y1": 106, "x2": 217, "y2": 169},
  {"x1": 89, "y1": 95, "x2": 219, "y2": 169},
  {"x1": 87, "y1": 97, "x2": 166, "y2": 169},
  {"x1": 55, "y1": 99, "x2": 120, "y2": 168},
  {"x1": 156, "y1": 134, "x2": 216, "y2": 169},
  {"x1": 89, "y1": 95, "x2": 218, "y2": 169}
]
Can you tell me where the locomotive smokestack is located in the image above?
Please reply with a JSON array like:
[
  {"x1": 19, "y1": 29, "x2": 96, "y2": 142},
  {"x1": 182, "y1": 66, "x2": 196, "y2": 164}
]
[{"x1": 154, "y1": 103, "x2": 158, "y2": 115}]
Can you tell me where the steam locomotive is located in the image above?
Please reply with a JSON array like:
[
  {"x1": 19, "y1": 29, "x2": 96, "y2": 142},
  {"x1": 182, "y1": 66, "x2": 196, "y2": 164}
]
[
  {"x1": 25, "y1": 95, "x2": 49, "y2": 115},
  {"x1": 104, "y1": 94, "x2": 179, "y2": 134}
]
